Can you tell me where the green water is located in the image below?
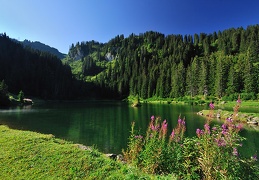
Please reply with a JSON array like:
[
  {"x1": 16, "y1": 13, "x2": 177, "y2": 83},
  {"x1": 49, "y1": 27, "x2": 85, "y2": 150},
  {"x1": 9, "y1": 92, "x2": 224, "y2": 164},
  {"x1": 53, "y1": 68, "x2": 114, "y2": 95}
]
[{"x1": 0, "y1": 101, "x2": 258, "y2": 156}]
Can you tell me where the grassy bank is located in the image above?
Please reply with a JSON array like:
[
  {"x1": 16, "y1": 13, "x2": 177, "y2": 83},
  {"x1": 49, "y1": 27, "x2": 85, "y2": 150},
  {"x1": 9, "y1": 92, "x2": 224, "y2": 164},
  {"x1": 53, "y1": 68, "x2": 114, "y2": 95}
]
[
  {"x1": 127, "y1": 95, "x2": 259, "y2": 107},
  {"x1": 0, "y1": 125, "x2": 175, "y2": 179}
]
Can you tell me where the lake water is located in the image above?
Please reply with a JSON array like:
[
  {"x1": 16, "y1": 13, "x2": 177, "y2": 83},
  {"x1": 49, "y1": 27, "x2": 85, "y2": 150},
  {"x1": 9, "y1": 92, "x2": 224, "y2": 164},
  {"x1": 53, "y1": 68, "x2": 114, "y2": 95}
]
[{"x1": 0, "y1": 101, "x2": 258, "y2": 157}]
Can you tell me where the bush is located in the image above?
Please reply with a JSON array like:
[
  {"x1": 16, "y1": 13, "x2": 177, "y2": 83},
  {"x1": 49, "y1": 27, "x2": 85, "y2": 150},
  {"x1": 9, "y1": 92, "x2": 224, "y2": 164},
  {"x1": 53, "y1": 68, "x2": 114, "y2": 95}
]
[{"x1": 222, "y1": 93, "x2": 239, "y2": 101}]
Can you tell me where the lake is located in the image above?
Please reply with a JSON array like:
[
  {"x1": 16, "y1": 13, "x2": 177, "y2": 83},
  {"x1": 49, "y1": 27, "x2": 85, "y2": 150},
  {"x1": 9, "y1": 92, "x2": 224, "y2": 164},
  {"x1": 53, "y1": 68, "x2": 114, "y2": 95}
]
[{"x1": 0, "y1": 101, "x2": 258, "y2": 157}]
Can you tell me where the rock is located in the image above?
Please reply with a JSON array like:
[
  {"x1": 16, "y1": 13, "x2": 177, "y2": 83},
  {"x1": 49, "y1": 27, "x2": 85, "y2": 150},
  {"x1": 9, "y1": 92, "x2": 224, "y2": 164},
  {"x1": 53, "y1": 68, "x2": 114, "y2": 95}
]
[
  {"x1": 216, "y1": 113, "x2": 221, "y2": 118},
  {"x1": 105, "y1": 52, "x2": 114, "y2": 61},
  {"x1": 105, "y1": 153, "x2": 125, "y2": 162},
  {"x1": 23, "y1": 98, "x2": 33, "y2": 105},
  {"x1": 75, "y1": 144, "x2": 92, "y2": 151},
  {"x1": 105, "y1": 153, "x2": 117, "y2": 160},
  {"x1": 252, "y1": 117, "x2": 259, "y2": 122},
  {"x1": 247, "y1": 120, "x2": 258, "y2": 125},
  {"x1": 197, "y1": 111, "x2": 203, "y2": 116},
  {"x1": 116, "y1": 154, "x2": 124, "y2": 161}
]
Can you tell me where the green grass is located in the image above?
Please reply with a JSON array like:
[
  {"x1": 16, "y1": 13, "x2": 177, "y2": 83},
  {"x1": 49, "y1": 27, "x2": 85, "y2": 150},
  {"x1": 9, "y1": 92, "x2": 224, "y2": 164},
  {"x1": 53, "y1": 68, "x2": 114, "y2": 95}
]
[
  {"x1": 219, "y1": 100, "x2": 259, "y2": 108},
  {"x1": 0, "y1": 125, "x2": 177, "y2": 179}
]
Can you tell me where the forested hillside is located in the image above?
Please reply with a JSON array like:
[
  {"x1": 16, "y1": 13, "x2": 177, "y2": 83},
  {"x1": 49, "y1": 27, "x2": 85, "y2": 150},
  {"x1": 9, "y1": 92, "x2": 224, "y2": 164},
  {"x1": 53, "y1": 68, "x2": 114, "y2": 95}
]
[
  {"x1": 22, "y1": 40, "x2": 66, "y2": 59},
  {"x1": 1, "y1": 25, "x2": 259, "y2": 101},
  {"x1": 0, "y1": 33, "x2": 90, "y2": 100},
  {"x1": 66, "y1": 25, "x2": 259, "y2": 100}
]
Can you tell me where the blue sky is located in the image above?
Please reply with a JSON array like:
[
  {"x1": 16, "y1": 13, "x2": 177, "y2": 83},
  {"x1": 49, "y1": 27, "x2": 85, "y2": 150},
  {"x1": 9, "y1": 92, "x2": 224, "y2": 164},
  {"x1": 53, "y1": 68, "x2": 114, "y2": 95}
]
[{"x1": 1, "y1": 0, "x2": 259, "y2": 53}]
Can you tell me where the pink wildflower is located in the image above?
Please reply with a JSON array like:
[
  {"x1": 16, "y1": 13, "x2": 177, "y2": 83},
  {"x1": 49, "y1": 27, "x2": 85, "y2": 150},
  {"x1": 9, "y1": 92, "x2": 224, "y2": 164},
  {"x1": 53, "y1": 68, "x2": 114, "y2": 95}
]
[
  {"x1": 178, "y1": 118, "x2": 182, "y2": 124},
  {"x1": 216, "y1": 138, "x2": 226, "y2": 147},
  {"x1": 161, "y1": 120, "x2": 168, "y2": 135},
  {"x1": 150, "y1": 124, "x2": 155, "y2": 131},
  {"x1": 196, "y1": 128, "x2": 201, "y2": 137},
  {"x1": 233, "y1": 147, "x2": 238, "y2": 156},
  {"x1": 135, "y1": 135, "x2": 143, "y2": 139},
  {"x1": 170, "y1": 130, "x2": 175, "y2": 139},
  {"x1": 209, "y1": 102, "x2": 214, "y2": 109},
  {"x1": 226, "y1": 117, "x2": 233, "y2": 123},
  {"x1": 252, "y1": 154, "x2": 257, "y2": 161},
  {"x1": 236, "y1": 124, "x2": 243, "y2": 131},
  {"x1": 221, "y1": 124, "x2": 227, "y2": 130},
  {"x1": 204, "y1": 123, "x2": 210, "y2": 134}
]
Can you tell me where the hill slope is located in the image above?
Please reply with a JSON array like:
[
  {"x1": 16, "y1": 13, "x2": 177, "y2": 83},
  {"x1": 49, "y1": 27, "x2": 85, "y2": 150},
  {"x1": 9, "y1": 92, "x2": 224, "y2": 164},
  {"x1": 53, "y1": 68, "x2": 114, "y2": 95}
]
[{"x1": 22, "y1": 39, "x2": 66, "y2": 59}]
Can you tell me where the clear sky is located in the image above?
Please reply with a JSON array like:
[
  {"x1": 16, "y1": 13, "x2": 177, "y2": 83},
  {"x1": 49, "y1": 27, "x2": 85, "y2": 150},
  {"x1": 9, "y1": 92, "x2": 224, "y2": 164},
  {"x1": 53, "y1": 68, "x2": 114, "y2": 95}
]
[{"x1": 1, "y1": 0, "x2": 259, "y2": 53}]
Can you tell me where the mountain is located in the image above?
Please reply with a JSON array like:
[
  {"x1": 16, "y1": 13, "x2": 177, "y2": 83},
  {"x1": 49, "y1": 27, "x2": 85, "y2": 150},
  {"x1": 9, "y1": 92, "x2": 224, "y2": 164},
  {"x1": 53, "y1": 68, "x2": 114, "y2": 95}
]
[{"x1": 22, "y1": 40, "x2": 66, "y2": 59}]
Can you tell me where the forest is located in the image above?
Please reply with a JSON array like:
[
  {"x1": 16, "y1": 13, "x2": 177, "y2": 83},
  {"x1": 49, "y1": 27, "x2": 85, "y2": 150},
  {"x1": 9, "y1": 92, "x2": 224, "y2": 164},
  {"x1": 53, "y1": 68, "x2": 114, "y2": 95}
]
[
  {"x1": 0, "y1": 33, "x2": 97, "y2": 104},
  {"x1": 1, "y1": 25, "x2": 259, "y2": 104},
  {"x1": 66, "y1": 25, "x2": 259, "y2": 100}
]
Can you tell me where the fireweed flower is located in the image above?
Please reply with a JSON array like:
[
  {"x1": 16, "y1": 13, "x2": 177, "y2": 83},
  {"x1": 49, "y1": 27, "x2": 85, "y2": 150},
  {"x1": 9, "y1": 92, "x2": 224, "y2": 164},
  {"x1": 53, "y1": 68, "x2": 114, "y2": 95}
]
[
  {"x1": 149, "y1": 117, "x2": 159, "y2": 131},
  {"x1": 221, "y1": 123, "x2": 229, "y2": 135},
  {"x1": 233, "y1": 147, "x2": 238, "y2": 156},
  {"x1": 162, "y1": 120, "x2": 167, "y2": 129},
  {"x1": 204, "y1": 123, "x2": 210, "y2": 134},
  {"x1": 135, "y1": 135, "x2": 143, "y2": 139},
  {"x1": 236, "y1": 124, "x2": 243, "y2": 131},
  {"x1": 178, "y1": 117, "x2": 182, "y2": 124},
  {"x1": 209, "y1": 102, "x2": 215, "y2": 109},
  {"x1": 226, "y1": 117, "x2": 233, "y2": 123},
  {"x1": 212, "y1": 127, "x2": 217, "y2": 131},
  {"x1": 252, "y1": 154, "x2": 257, "y2": 161},
  {"x1": 221, "y1": 124, "x2": 227, "y2": 130},
  {"x1": 150, "y1": 123, "x2": 155, "y2": 131},
  {"x1": 161, "y1": 120, "x2": 168, "y2": 136},
  {"x1": 170, "y1": 129, "x2": 175, "y2": 139},
  {"x1": 216, "y1": 138, "x2": 226, "y2": 147},
  {"x1": 196, "y1": 128, "x2": 201, "y2": 138},
  {"x1": 178, "y1": 116, "x2": 186, "y2": 126}
]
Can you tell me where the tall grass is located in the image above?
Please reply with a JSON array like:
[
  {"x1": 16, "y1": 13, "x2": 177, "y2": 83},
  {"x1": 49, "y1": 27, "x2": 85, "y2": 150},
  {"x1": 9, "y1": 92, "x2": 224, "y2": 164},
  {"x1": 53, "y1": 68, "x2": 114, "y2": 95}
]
[{"x1": 123, "y1": 97, "x2": 259, "y2": 179}]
